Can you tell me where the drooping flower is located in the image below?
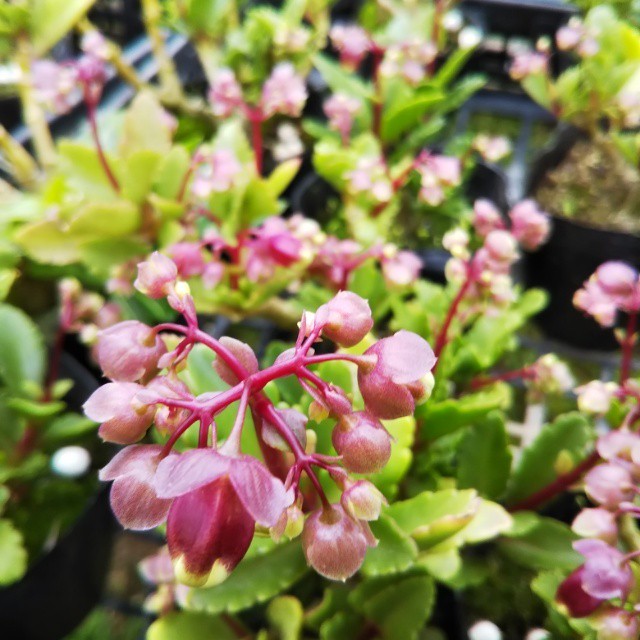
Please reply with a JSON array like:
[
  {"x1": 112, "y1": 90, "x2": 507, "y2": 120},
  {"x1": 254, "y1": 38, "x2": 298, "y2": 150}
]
[
  {"x1": 134, "y1": 252, "x2": 178, "y2": 299},
  {"x1": 153, "y1": 449, "x2": 291, "y2": 586},
  {"x1": 317, "y1": 291, "x2": 373, "y2": 347},
  {"x1": 357, "y1": 331, "x2": 436, "y2": 419}
]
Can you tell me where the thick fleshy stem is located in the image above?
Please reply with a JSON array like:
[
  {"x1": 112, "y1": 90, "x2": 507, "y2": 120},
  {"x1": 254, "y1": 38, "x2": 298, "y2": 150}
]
[
  {"x1": 619, "y1": 312, "x2": 637, "y2": 385},
  {"x1": 433, "y1": 263, "x2": 476, "y2": 366}
]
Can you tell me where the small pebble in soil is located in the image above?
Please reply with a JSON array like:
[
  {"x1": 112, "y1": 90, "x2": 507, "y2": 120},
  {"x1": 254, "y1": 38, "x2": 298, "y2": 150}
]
[
  {"x1": 51, "y1": 446, "x2": 91, "y2": 478},
  {"x1": 468, "y1": 620, "x2": 502, "y2": 640}
]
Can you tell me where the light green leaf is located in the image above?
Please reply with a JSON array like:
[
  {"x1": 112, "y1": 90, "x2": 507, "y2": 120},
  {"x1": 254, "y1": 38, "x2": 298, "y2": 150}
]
[
  {"x1": 381, "y1": 88, "x2": 443, "y2": 142},
  {"x1": 0, "y1": 519, "x2": 27, "y2": 585},
  {"x1": 120, "y1": 91, "x2": 173, "y2": 157},
  {"x1": 30, "y1": 0, "x2": 96, "y2": 55},
  {"x1": 146, "y1": 611, "x2": 237, "y2": 640},
  {"x1": 361, "y1": 514, "x2": 419, "y2": 577},
  {"x1": 266, "y1": 159, "x2": 301, "y2": 197},
  {"x1": 120, "y1": 150, "x2": 163, "y2": 204},
  {"x1": 313, "y1": 54, "x2": 373, "y2": 100},
  {"x1": 14, "y1": 220, "x2": 82, "y2": 265},
  {"x1": 5, "y1": 397, "x2": 65, "y2": 419},
  {"x1": 185, "y1": 542, "x2": 308, "y2": 614},
  {"x1": 456, "y1": 412, "x2": 512, "y2": 499},
  {"x1": 416, "y1": 548, "x2": 461, "y2": 581},
  {"x1": 267, "y1": 596, "x2": 303, "y2": 640},
  {"x1": 68, "y1": 201, "x2": 141, "y2": 237},
  {"x1": 42, "y1": 413, "x2": 96, "y2": 444},
  {"x1": 0, "y1": 304, "x2": 45, "y2": 388},
  {"x1": 505, "y1": 413, "x2": 593, "y2": 504}
]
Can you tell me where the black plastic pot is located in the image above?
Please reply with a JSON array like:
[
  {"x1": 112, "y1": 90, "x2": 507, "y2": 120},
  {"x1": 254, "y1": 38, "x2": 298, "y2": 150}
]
[
  {"x1": 0, "y1": 354, "x2": 117, "y2": 640},
  {"x1": 524, "y1": 127, "x2": 640, "y2": 350}
]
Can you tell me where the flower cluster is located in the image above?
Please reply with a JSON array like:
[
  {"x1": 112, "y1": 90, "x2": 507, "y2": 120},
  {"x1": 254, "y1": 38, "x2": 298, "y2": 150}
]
[
  {"x1": 442, "y1": 198, "x2": 551, "y2": 309},
  {"x1": 208, "y1": 63, "x2": 307, "y2": 122},
  {"x1": 415, "y1": 151, "x2": 462, "y2": 206},
  {"x1": 379, "y1": 39, "x2": 438, "y2": 85},
  {"x1": 85, "y1": 257, "x2": 436, "y2": 585},
  {"x1": 472, "y1": 134, "x2": 512, "y2": 163},
  {"x1": 574, "y1": 262, "x2": 640, "y2": 329},
  {"x1": 329, "y1": 25, "x2": 372, "y2": 70},
  {"x1": 556, "y1": 18, "x2": 600, "y2": 58}
]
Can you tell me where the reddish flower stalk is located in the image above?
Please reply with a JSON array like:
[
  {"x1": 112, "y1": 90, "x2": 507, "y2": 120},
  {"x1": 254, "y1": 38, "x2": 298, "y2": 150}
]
[
  {"x1": 248, "y1": 109, "x2": 264, "y2": 175},
  {"x1": 84, "y1": 95, "x2": 120, "y2": 193},
  {"x1": 619, "y1": 312, "x2": 637, "y2": 384},
  {"x1": 433, "y1": 265, "x2": 475, "y2": 365},
  {"x1": 469, "y1": 365, "x2": 536, "y2": 390}
]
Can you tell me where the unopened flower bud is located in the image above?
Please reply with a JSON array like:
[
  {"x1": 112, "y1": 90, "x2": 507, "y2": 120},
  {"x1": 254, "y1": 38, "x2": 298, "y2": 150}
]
[
  {"x1": 271, "y1": 502, "x2": 304, "y2": 541},
  {"x1": 341, "y1": 480, "x2": 387, "y2": 521},
  {"x1": 484, "y1": 229, "x2": 519, "y2": 264},
  {"x1": 332, "y1": 411, "x2": 392, "y2": 474},
  {"x1": 135, "y1": 252, "x2": 178, "y2": 299},
  {"x1": 302, "y1": 504, "x2": 376, "y2": 580},
  {"x1": 213, "y1": 337, "x2": 259, "y2": 386},
  {"x1": 96, "y1": 320, "x2": 166, "y2": 382},
  {"x1": 575, "y1": 381, "x2": 618, "y2": 414},
  {"x1": 263, "y1": 408, "x2": 307, "y2": 452},
  {"x1": 584, "y1": 464, "x2": 635, "y2": 508},
  {"x1": 571, "y1": 508, "x2": 618, "y2": 544},
  {"x1": 472, "y1": 199, "x2": 503, "y2": 237},
  {"x1": 318, "y1": 291, "x2": 373, "y2": 347}
]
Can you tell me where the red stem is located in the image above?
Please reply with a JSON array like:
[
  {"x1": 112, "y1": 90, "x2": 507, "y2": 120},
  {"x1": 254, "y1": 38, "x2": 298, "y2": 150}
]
[
  {"x1": 433, "y1": 268, "x2": 475, "y2": 367},
  {"x1": 470, "y1": 366, "x2": 536, "y2": 390},
  {"x1": 249, "y1": 111, "x2": 264, "y2": 175},
  {"x1": 508, "y1": 451, "x2": 600, "y2": 513},
  {"x1": 620, "y1": 312, "x2": 637, "y2": 384},
  {"x1": 86, "y1": 100, "x2": 120, "y2": 193}
]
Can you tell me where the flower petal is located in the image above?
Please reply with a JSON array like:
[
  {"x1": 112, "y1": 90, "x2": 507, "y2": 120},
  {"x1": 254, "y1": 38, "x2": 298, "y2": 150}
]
[
  {"x1": 154, "y1": 449, "x2": 231, "y2": 498},
  {"x1": 380, "y1": 331, "x2": 436, "y2": 384},
  {"x1": 110, "y1": 476, "x2": 172, "y2": 530},
  {"x1": 99, "y1": 444, "x2": 163, "y2": 481},
  {"x1": 229, "y1": 456, "x2": 291, "y2": 527}
]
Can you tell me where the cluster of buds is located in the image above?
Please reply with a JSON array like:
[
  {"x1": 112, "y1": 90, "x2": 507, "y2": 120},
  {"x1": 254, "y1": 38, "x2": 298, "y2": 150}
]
[
  {"x1": 556, "y1": 18, "x2": 600, "y2": 58},
  {"x1": 509, "y1": 49, "x2": 548, "y2": 81},
  {"x1": 379, "y1": 39, "x2": 438, "y2": 85},
  {"x1": 415, "y1": 151, "x2": 462, "y2": 206},
  {"x1": 188, "y1": 148, "x2": 243, "y2": 200},
  {"x1": 556, "y1": 397, "x2": 640, "y2": 637},
  {"x1": 443, "y1": 198, "x2": 551, "y2": 308},
  {"x1": 323, "y1": 93, "x2": 361, "y2": 145},
  {"x1": 85, "y1": 256, "x2": 436, "y2": 584},
  {"x1": 345, "y1": 156, "x2": 393, "y2": 204},
  {"x1": 574, "y1": 262, "x2": 640, "y2": 329},
  {"x1": 329, "y1": 24, "x2": 373, "y2": 70},
  {"x1": 208, "y1": 63, "x2": 307, "y2": 122}
]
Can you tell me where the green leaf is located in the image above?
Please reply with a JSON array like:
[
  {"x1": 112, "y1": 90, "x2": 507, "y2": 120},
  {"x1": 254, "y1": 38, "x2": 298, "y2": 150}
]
[
  {"x1": 350, "y1": 572, "x2": 435, "y2": 640},
  {"x1": 418, "y1": 384, "x2": 512, "y2": 441},
  {"x1": 119, "y1": 91, "x2": 173, "y2": 157},
  {"x1": 313, "y1": 54, "x2": 374, "y2": 100},
  {"x1": 0, "y1": 269, "x2": 17, "y2": 300},
  {"x1": 361, "y1": 515, "x2": 419, "y2": 577},
  {"x1": 505, "y1": 413, "x2": 594, "y2": 504},
  {"x1": 120, "y1": 150, "x2": 163, "y2": 204},
  {"x1": 185, "y1": 542, "x2": 308, "y2": 614},
  {"x1": 5, "y1": 397, "x2": 65, "y2": 419},
  {"x1": 0, "y1": 519, "x2": 27, "y2": 585},
  {"x1": 153, "y1": 146, "x2": 191, "y2": 200},
  {"x1": 456, "y1": 412, "x2": 512, "y2": 499},
  {"x1": 30, "y1": 0, "x2": 96, "y2": 55},
  {"x1": 14, "y1": 220, "x2": 82, "y2": 265},
  {"x1": 319, "y1": 613, "x2": 363, "y2": 640},
  {"x1": 57, "y1": 141, "x2": 117, "y2": 199},
  {"x1": 0, "y1": 304, "x2": 45, "y2": 389},
  {"x1": 68, "y1": 201, "x2": 141, "y2": 237},
  {"x1": 146, "y1": 612, "x2": 237, "y2": 640},
  {"x1": 381, "y1": 88, "x2": 443, "y2": 143},
  {"x1": 386, "y1": 489, "x2": 478, "y2": 549},
  {"x1": 433, "y1": 47, "x2": 476, "y2": 88},
  {"x1": 267, "y1": 596, "x2": 303, "y2": 640},
  {"x1": 42, "y1": 413, "x2": 96, "y2": 444},
  {"x1": 266, "y1": 159, "x2": 301, "y2": 197},
  {"x1": 499, "y1": 517, "x2": 581, "y2": 572}
]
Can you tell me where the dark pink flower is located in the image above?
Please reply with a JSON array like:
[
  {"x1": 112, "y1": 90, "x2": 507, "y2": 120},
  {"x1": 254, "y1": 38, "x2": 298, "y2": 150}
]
[
  {"x1": 332, "y1": 411, "x2": 392, "y2": 474},
  {"x1": 134, "y1": 252, "x2": 178, "y2": 299},
  {"x1": 99, "y1": 445, "x2": 172, "y2": 529},
  {"x1": 96, "y1": 320, "x2": 166, "y2": 382},
  {"x1": 574, "y1": 539, "x2": 634, "y2": 601},
  {"x1": 557, "y1": 565, "x2": 605, "y2": 618},
  {"x1": 84, "y1": 382, "x2": 155, "y2": 444},
  {"x1": 302, "y1": 504, "x2": 377, "y2": 580},
  {"x1": 154, "y1": 449, "x2": 290, "y2": 585},
  {"x1": 357, "y1": 330, "x2": 436, "y2": 419},
  {"x1": 317, "y1": 291, "x2": 373, "y2": 347}
]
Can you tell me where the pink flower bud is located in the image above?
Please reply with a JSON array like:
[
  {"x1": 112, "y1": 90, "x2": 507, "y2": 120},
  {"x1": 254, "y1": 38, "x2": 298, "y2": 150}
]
[
  {"x1": 332, "y1": 411, "x2": 392, "y2": 474},
  {"x1": 271, "y1": 501, "x2": 304, "y2": 541},
  {"x1": 96, "y1": 320, "x2": 166, "y2": 382},
  {"x1": 167, "y1": 243, "x2": 206, "y2": 278},
  {"x1": 509, "y1": 51, "x2": 547, "y2": 80},
  {"x1": 261, "y1": 62, "x2": 307, "y2": 118},
  {"x1": 318, "y1": 291, "x2": 373, "y2": 347},
  {"x1": 324, "y1": 384, "x2": 353, "y2": 416},
  {"x1": 357, "y1": 331, "x2": 436, "y2": 420},
  {"x1": 84, "y1": 382, "x2": 155, "y2": 444},
  {"x1": 262, "y1": 408, "x2": 307, "y2": 452},
  {"x1": 330, "y1": 25, "x2": 371, "y2": 69},
  {"x1": 484, "y1": 229, "x2": 519, "y2": 264},
  {"x1": 213, "y1": 337, "x2": 259, "y2": 386},
  {"x1": 573, "y1": 280, "x2": 618, "y2": 327},
  {"x1": 596, "y1": 262, "x2": 638, "y2": 301},
  {"x1": 302, "y1": 504, "x2": 376, "y2": 580},
  {"x1": 509, "y1": 200, "x2": 551, "y2": 250},
  {"x1": 593, "y1": 607, "x2": 639, "y2": 640},
  {"x1": 472, "y1": 199, "x2": 503, "y2": 237},
  {"x1": 208, "y1": 68, "x2": 244, "y2": 118},
  {"x1": 134, "y1": 252, "x2": 178, "y2": 299},
  {"x1": 324, "y1": 93, "x2": 361, "y2": 141},
  {"x1": 341, "y1": 480, "x2": 387, "y2": 520},
  {"x1": 597, "y1": 430, "x2": 640, "y2": 463},
  {"x1": 571, "y1": 508, "x2": 618, "y2": 545},
  {"x1": 584, "y1": 464, "x2": 635, "y2": 509},
  {"x1": 381, "y1": 249, "x2": 422, "y2": 288}
]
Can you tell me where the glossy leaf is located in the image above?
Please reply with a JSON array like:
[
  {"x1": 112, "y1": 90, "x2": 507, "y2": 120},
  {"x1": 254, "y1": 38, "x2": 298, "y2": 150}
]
[
  {"x1": 361, "y1": 514, "x2": 419, "y2": 577},
  {"x1": 0, "y1": 519, "x2": 27, "y2": 585},
  {"x1": 146, "y1": 611, "x2": 237, "y2": 640},
  {"x1": 30, "y1": 0, "x2": 96, "y2": 55}
]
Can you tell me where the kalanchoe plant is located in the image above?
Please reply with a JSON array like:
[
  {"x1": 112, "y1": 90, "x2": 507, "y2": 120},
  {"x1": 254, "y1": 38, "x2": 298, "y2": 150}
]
[
  {"x1": 86, "y1": 257, "x2": 436, "y2": 585},
  {"x1": 512, "y1": 7, "x2": 640, "y2": 233}
]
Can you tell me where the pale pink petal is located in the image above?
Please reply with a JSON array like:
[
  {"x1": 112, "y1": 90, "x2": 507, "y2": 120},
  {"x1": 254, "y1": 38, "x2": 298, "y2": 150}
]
[{"x1": 379, "y1": 330, "x2": 436, "y2": 384}]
